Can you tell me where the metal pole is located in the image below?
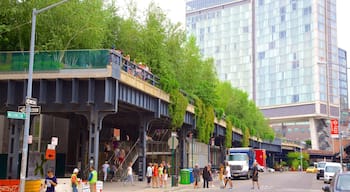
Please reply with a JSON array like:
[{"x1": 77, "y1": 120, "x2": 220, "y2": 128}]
[
  {"x1": 300, "y1": 145, "x2": 303, "y2": 172},
  {"x1": 19, "y1": 8, "x2": 36, "y2": 192},
  {"x1": 171, "y1": 136, "x2": 175, "y2": 187},
  {"x1": 19, "y1": 1, "x2": 69, "y2": 191},
  {"x1": 192, "y1": 135, "x2": 193, "y2": 168},
  {"x1": 339, "y1": 131, "x2": 343, "y2": 169}
]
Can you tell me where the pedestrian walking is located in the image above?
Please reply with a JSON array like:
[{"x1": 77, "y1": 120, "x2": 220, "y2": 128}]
[
  {"x1": 219, "y1": 163, "x2": 225, "y2": 188},
  {"x1": 152, "y1": 163, "x2": 159, "y2": 188},
  {"x1": 146, "y1": 163, "x2": 153, "y2": 187},
  {"x1": 208, "y1": 163, "x2": 214, "y2": 187},
  {"x1": 193, "y1": 164, "x2": 200, "y2": 189},
  {"x1": 71, "y1": 168, "x2": 79, "y2": 192},
  {"x1": 45, "y1": 170, "x2": 57, "y2": 192},
  {"x1": 110, "y1": 164, "x2": 117, "y2": 182},
  {"x1": 202, "y1": 166, "x2": 210, "y2": 188},
  {"x1": 88, "y1": 166, "x2": 98, "y2": 192},
  {"x1": 224, "y1": 162, "x2": 233, "y2": 189},
  {"x1": 252, "y1": 161, "x2": 260, "y2": 190},
  {"x1": 158, "y1": 163, "x2": 164, "y2": 187},
  {"x1": 126, "y1": 162, "x2": 134, "y2": 185},
  {"x1": 163, "y1": 165, "x2": 168, "y2": 188},
  {"x1": 102, "y1": 161, "x2": 110, "y2": 182}
]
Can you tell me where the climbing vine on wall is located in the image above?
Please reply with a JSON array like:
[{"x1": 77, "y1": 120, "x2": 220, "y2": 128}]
[
  {"x1": 242, "y1": 126, "x2": 250, "y2": 147},
  {"x1": 195, "y1": 97, "x2": 215, "y2": 143},
  {"x1": 169, "y1": 89, "x2": 188, "y2": 130},
  {"x1": 225, "y1": 120, "x2": 233, "y2": 148}
]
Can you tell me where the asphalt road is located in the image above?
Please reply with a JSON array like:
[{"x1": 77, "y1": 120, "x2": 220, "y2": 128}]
[
  {"x1": 190, "y1": 171, "x2": 323, "y2": 192},
  {"x1": 99, "y1": 171, "x2": 325, "y2": 192}
]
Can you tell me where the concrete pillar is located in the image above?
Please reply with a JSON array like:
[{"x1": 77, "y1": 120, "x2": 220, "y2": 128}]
[
  {"x1": 7, "y1": 120, "x2": 21, "y2": 179},
  {"x1": 180, "y1": 128, "x2": 188, "y2": 169},
  {"x1": 138, "y1": 123, "x2": 146, "y2": 181},
  {"x1": 309, "y1": 118, "x2": 320, "y2": 150},
  {"x1": 88, "y1": 110, "x2": 100, "y2": 170},
  {"x1": 137, "y1": 117, "x2": 152, "y2": 181}
]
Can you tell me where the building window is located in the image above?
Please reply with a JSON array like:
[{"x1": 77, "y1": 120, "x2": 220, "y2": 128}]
[
  {"x1": 292, "y1": 3, "x2": 297, "y2": 10},
  {"x1": 292, "y1": 60, "x2": 299, "y2": 68},
  {"x1": 279, "y1": 31, "x2": 286, "y2": 39},
  {"x1": 303, "y1": 6, "x2": 312, "y2": 16},
  {"x1": 269, "y1": 41, "x2": 275, "y2": 49},
  {"x1": 292, "y1": 94, "x2": 299, "y2": 102},
  {"x1": 243, "y1": 26, "x2": 249, "y2": 33},
  {"x1": 281, "y1": 15, "x2": 285, "y2": 22},
  {"x1": 258, "y1": 0, "x2": 264, "y2": 6},
  {"x1": 305, "y1": 24, "x2": 310, "y2": 32},
  {"x1": 271, "y1": 25, "x2": 275, "y2": 33},
  {"x1": 258, "y1": 52, "x2": 265, "y2": 60},
  {"x1": 280, "y1": 7, "x2": 286, "y2": 15}
]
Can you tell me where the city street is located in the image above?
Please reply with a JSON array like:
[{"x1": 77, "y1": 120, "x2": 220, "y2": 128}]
[{"x1": 95, "y1": 171, "x2": 324, "y2": 192}]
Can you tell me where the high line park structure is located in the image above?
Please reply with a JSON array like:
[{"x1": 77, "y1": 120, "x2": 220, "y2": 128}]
[
  {"x1": 0, "y1": 49, "x2": 300, "y2": 180},
  {"x1": 186, "y1": 0, "x2": 348, "y2": 150}
]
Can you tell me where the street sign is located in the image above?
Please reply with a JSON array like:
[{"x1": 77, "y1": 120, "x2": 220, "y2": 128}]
[
  {"x1": 330, "y1": 119, "x2": 339, "y2": 135},
  {"x1": 25, "y1": 97, "x2": 37, "y2": 106},
  {"x1": 18, "y1": 106, "x2": 41, "y2": 114},
  {"x1": 168, "y1": 136, "x2": 179, "y2": 149},
  {"x1": 7, "y1": 111, "x2": 26, "y2": 119}
]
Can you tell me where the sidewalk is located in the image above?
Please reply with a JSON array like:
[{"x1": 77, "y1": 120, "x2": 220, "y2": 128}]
[{"x1": 55, "y1": 178, "x2": 197, "y2": 192}]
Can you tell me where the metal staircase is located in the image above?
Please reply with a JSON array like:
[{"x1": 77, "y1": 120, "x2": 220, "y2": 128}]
[{"x1": 115, "y1": 139, "x2": 140, "y2": 181}]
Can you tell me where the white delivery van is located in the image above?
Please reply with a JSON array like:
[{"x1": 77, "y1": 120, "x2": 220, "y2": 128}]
[{"x1": 323, "y1": 162, "x2": 342, "y2": 184}]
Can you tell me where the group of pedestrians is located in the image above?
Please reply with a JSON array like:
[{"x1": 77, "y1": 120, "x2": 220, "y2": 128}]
[
  {"x1": 192, "y1": 161, "x2": 261, "y2": 190},
  {"x1": 146, "y1": 161, "x2": 170, "y2": 188}
]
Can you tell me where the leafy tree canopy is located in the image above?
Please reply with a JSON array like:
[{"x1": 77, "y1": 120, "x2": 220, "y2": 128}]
[{"x1": 0, "y1": 0, "x2": 275, "y2": 141}]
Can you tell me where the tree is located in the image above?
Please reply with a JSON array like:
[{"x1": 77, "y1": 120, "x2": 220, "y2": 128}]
[
  {"x1": 287, "y1": 152, "x2": 309, "y2": 170},
  {"x1": 0, "y1": 0, "x2": 112, "y2": 51}
]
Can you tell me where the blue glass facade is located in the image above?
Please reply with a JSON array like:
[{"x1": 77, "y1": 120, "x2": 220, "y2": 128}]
[
  {"x1": 186, "y1": 0, "x2": 340, "y2": 108},
  {"x1": 339, "y1": 48, "x2": 348, "y2": 127}
]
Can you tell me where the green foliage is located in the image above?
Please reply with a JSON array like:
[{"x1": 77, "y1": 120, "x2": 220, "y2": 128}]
[
  {"x1": 287, "y1": 152, "x2": 309, "y2": 170},
  {"x1": 242, "y1": 126, "x2": 250, "y2": 147},
  {"x1": 225, "y1": 120, "x2": 233, "y2": 148},
  {"x1": 195, "y1": 97, "x2": 215, "y2": 144},
  {"x1": 216, "y1": 81, "x2": 275, "y2": 141},
  {"x1": 0, "y1": 0, "x2": 276, "y2": 145},
  {"x1": 169, "y1": 89, "x2": 188, "y2": 130},
  {"x1": 0, "y1": 0, "x2": 112, "y2": 51}
]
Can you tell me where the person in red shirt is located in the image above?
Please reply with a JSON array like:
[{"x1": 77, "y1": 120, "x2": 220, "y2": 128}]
[{"x1": 152, "y1": 163, "x2": 159, "y2": 188}]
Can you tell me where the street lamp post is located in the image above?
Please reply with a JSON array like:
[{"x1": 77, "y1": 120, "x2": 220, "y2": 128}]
[
  {"x1": 19, "y1": 1, "x2": 69, "y2": 191},
  {"x1": 300, "y1": 144, "x2": 303, "y2": 172}
]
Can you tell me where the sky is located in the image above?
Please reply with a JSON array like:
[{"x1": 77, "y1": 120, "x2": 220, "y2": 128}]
[{"x1": 116, "y1": 0, "x2": 349, "y2": 58}]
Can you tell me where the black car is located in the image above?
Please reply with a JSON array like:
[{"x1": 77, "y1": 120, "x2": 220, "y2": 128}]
[
  {"x1": 317, "y1": 162, "x2": 327, "y2": 180},
  {"x1": 322, "y1": 172, "x2": 350, "y2": 192}
]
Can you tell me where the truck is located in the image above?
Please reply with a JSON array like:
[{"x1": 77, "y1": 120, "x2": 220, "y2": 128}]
[{"x1": 227, "y1": 147, "x2": 255, "y2": 179}]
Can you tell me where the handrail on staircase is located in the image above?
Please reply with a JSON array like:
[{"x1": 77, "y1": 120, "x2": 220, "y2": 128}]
[{"x1": 118, "y1": 138, "x2": 140, "y2": 169}]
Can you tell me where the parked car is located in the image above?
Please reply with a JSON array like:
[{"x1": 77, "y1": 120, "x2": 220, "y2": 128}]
[
  {"x1": 267, "y1": 167, "x2": 275, "y2": 173},
  {"x1": 317, "y1": 161, "x2": 327, "y2": 180},
  {"x1": 322, "y1": 172, "x2": 350, "y2": 192},
  {"x1": 306, "y1": 166, "x2": 317, "y2": 173},
  {"x1": 324, "y1": 162, "x2": 342, "y2": 184}
]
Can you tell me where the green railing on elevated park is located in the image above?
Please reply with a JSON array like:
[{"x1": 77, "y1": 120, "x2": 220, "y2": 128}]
[{"x1": 0, "y1": 49, "x2": 110, "y2": 72}]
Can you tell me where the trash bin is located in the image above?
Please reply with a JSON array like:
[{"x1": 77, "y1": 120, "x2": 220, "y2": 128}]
[
  {"x1": 180, "y1": 169, "x2": 190, "y2": 184},
  {"x1": 171, "y1": 175, "x2": 178, "y2": 187},
  {"x1": 189, "y1": 168, "x2": 194, "y2": 183}
]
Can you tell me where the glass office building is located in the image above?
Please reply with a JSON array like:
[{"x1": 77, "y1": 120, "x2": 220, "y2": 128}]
[
  {"x1": 186, "y1": 0, "x2": 342, "y2": 150},
  {"x1": 339, "y1": 48, "x2": 348, "y2": 130}
]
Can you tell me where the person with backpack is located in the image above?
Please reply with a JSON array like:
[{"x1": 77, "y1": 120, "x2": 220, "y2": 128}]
[{"x1": 71, "y1": 168, "x2": 79, "y2": 192}]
